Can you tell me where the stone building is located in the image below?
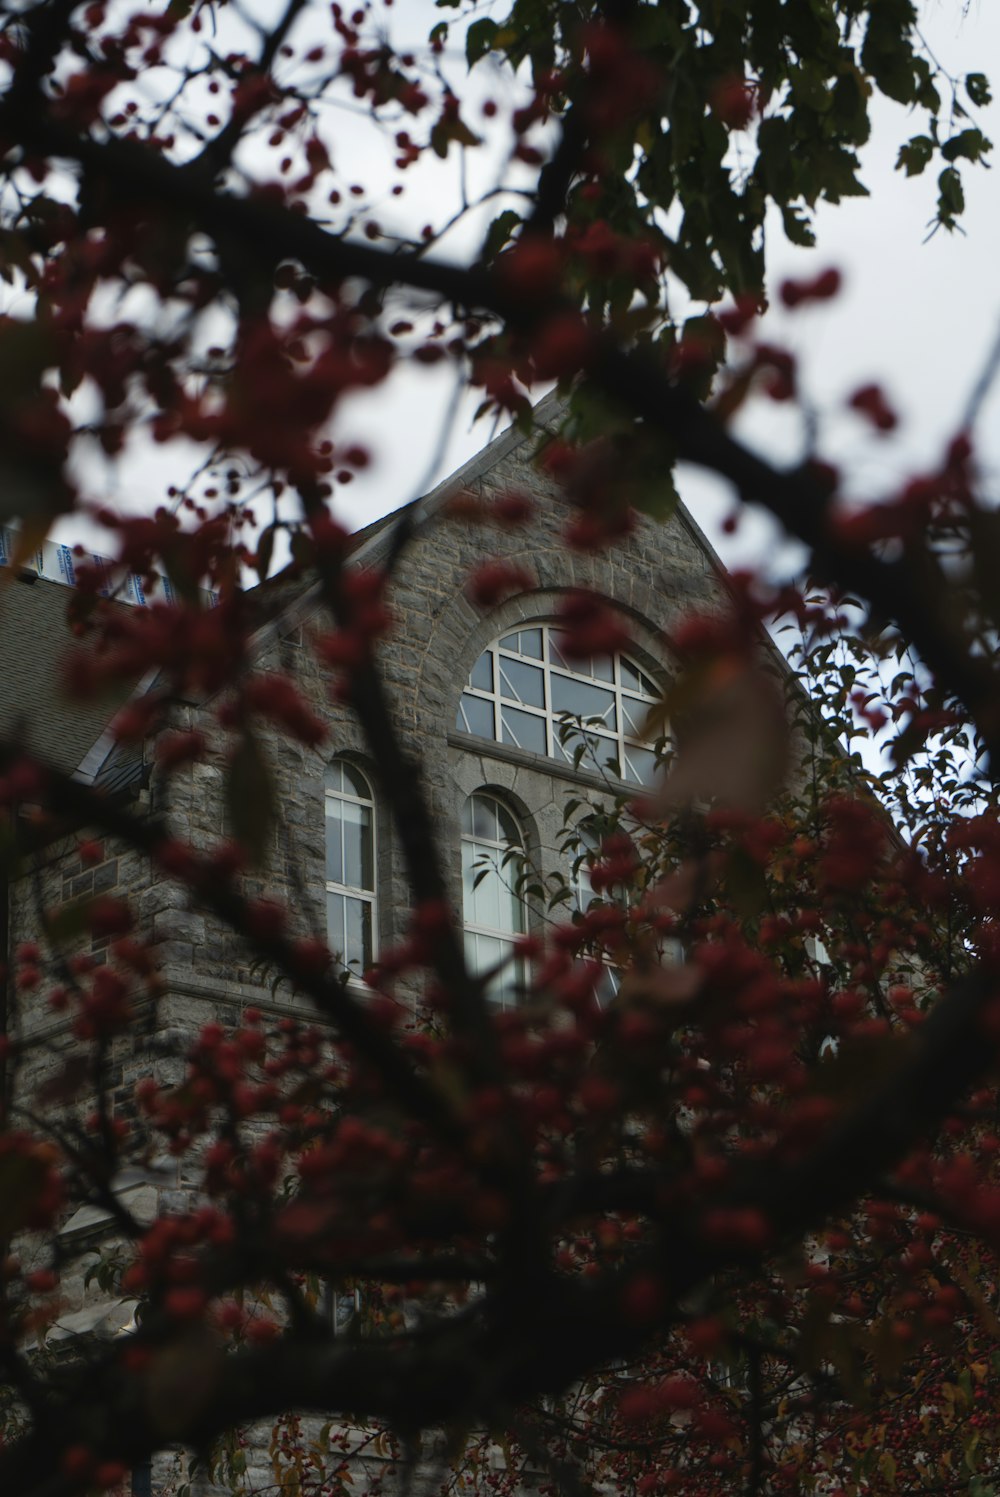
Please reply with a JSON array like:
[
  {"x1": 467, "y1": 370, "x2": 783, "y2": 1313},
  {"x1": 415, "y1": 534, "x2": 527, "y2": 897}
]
[{"x1": 0, "y1": 398, "x2": 734, "y2": 1492}]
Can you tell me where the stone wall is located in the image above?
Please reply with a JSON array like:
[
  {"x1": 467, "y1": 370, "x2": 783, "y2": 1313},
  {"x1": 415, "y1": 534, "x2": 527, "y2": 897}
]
[{"x1": 5, "y1": 412, "x2": 737, "y2": 1495}]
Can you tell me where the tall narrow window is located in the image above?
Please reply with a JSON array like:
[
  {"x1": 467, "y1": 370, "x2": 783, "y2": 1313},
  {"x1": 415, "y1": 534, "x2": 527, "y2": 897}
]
[
  {"x1": 461, "y1": 792, "x2": 526, "y2": 1008},
  {"x1": 325, "y1": 762, "x2": 376, "y2": 976}
]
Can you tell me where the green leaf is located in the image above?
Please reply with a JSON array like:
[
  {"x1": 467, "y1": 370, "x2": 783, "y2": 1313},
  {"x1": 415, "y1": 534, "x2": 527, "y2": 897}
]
[
  {"x1": 466, "y1": 17, "x2": 498, "y2": 65},
  {"x1": 780, "y1": 203, "x2": 816, "y2": 247},
  {"x1": 942, "y1": 128, "x2": 990, "y2": 164},
  {"x1": 482, "y1": 209, "x2": 522, "y2": 262},
  {"x1": 227, "y1": 729, "x2": 276, "y2": 867},
  {"x1": 430, "y1": 113, "x2": 481, "y2": 160},
  {"x1": 967, "y1": 72, "x2": 993, "y2": 108},
  {"x1": 937, "y1": 164, "x2": 966, "y2": 226},
  {"x1": 896, "y1": 134, "x2": 934, "y2": 177}
]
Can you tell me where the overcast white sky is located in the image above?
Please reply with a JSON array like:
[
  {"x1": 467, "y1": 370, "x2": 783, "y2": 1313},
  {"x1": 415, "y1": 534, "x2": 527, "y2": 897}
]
[
  {"x1": 310, "y1": 0, "x2": 1000, "y2": 580},
  {"x1": 49, "y1": 0, "x2": 1000, "y2": 579}
]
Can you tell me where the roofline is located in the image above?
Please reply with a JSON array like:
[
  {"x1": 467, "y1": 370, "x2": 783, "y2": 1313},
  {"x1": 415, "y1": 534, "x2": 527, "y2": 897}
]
[{"x1": 72, "y1": 387, "x2": 785, "y2": 782}]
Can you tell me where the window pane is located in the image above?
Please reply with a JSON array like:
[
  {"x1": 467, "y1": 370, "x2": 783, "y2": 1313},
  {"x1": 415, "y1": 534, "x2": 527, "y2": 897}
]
[
  {"x1": 470, "y1": 651, "x2": 493, "y2": 691},
  {"x1": 340, "y1": 799, "x2": 373, "y2": 890},
  {"x1": 592, "y1": 656, "x2": 613, "y2": 683},
  {"x1": 465, "y1": 932, "x2": 522, "y2": 1008},
  {"x1": 556, "y1": 727, "x2": 620, "y2": 777},
  {"x1": 339, "y1": 763, "x2": 370, "y2": 799},
  {"x1": 621, "y1": 696, "x2": 651, "y2": 739},
  {"x1": 554, "y1": 724, "x2": 589, "y2": 766},
  {"x1": 325, "y1": 799, "x2": 344, "y2": 884},
  {"x1": 498, "y1": 657, "x2": 544, "y2": 708},
  {"x1": 549, "y1": 633, "x2": 573, "y2": 672},
  {"x1": 456, "y1": 692, "x2": 495, "y2": 739},
  {"x1": 551, "y1": 675, "x2": 617, "y2": 728},
  {"x1": 492, "y1": 949, "x2": 523, "y2": 1008},
  {"x1": 470, "y1": 793, "x2": 498, "y2": 841},
  {"x1": 345, "y1": 894, "x2": 372, "y2": 970},
  {"x1": 496, "y1": 802, "x2": 521, "y2": 848},
  {"x1": 465, "y1": 928, "x2": 502, "y2": 979},
  {"x1": 620, "y1": 659, "x2": 657, "y2": 695},
  {"x1": 623, "y1": 744, "x2": 659, "y2": 786},
  {"x1": 519, "y1": 628, "x2": 543, "y2": 660},
  {"x1": 593, "y1": 965, "x2": 621, "y2": 1008},
  {"x1": 500, "y1": 705, "x2": 547, "y2": 754},
  {"x1": 327, "y1": 891, "x2": 372, "y2": 972},
  {"x1": 463, "y1": 842, "x2": 503, "y2": 931}
]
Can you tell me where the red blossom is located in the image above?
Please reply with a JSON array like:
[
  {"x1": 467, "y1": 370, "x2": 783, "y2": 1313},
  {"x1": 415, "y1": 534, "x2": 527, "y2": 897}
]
[
  {"x1": 709, "y1": 74, "x2": 759, "y2": 129},
  {"x1": 465, "y1": 559, "x2": 536, "y2": 608},
  {"x1": 848, "y1": 382, "x2": 899, "y2": 433},
  {"x1": 556, "y1": 592, "x2": 632, "y2": 658},
  {"x1": 779, "y1": 268, "x2": 842, "y2": 308}
]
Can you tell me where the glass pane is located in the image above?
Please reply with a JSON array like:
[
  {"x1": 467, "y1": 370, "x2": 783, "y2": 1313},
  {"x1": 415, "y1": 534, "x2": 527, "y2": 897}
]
[
  {"x1": 466, "y1": 929, "x2": 501, "y2": 978},
  {"x1": 622, "y1": 696, "x2": 652, "y2": 738},
  {"x1": 621, "y1": 659, "x2": 657, "y2": 695},
  {"x1": 463, "y1": 843, "x2": 502, "y2": 931},
  {"x1": 470, "y1": 652, "x2": 493, "y2": 691},
  {"x1": 501, "y1": 631, "x2": 519, "y2": 650},
  {"x1": 457, "y1": 692, "x2": 495, "y2": 739},
  {"x1": 593, "y1": 964, "x2": 621, "y2": 1008},
  {"x1": 492, "y1": 949, "x2": 523, "y2": 1008},
  {"x1": 327, "y1": 892, "x2": 372, "y2": 972},
  {"x1": 496, "y1": 802, "x2": 521, "y2": 849},
  {"x1": 620, "y1": 659, "x2": 641, "y2": 692},
  {"x1": 500, "y1": 705, "x2": 547, "y2": 754},
  {"x1": 549, "y1": 633, "x2": 573, "y2": 672},
  {"x1": 340, "y1": 799, "x2": 373, "y2": 890},
  {"x1": 470, "y1": 793, "x2": 498, "y2": 841},
  {"x1": 325, "y1": 799, "x2": 344, "y2": 885},
  {"x1": 554, "y1": 724, "x2": 589, "y2": 766},
  {"x1": 465, "y1": 932, "x2": 521, "y2": 1009},
  {"x1": 339, "y1": 763, "x2": 369, "y2": 799},
  {"x1": 623, "y1": 744, "x2": 659, "y2": 786},
  {"x1": 557, "y1": 728, "x2": 621, "y2": 778},
  {"x1": 519, "y1": 628, "x2": 543, "y2": 660},
  {"x1": 551, "y1": 675, "x2": 616, "y2": 728},
  {"x1": 498, "y1": 657, "x2": 544, "y2": 708},
  {"x1": 592, "y1": 656, "x2": 613, "y2": 683},
  {"x1": 344, "y1": 895, "x2": 372, "y2": 970}
]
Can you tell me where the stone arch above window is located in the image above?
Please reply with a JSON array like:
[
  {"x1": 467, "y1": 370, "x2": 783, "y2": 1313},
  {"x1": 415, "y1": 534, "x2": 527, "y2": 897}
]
[
  {"x1": 461, "y1": 790, "x2": 526, "y2": 1009},
  {"x1": 455, "y1": 622, "x2": 661, "y2": 786},
  {"x1": 325, "y1": 760, "x2": 376, "y2": 977}
]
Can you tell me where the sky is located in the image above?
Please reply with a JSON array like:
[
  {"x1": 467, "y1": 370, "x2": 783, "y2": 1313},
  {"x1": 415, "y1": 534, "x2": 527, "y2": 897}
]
[
  {"x1": 44, "y1": 0, "x2": 1000, "y2": 581},
  {"x1": 319, "y1": 0, "x2": 1000, "y2": 580}
]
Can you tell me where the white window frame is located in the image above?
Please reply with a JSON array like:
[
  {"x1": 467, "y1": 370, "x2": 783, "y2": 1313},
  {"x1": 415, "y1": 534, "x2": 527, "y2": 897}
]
[
  {"x1": 455, "y1": 623, "x2": 661, "y2": 786},
  {"x1": 461, "y1": 792, "x2": 527, "y2": 1009},
  {"x1": 325, "y1": 761, "x2": 377, "y2": 978}
]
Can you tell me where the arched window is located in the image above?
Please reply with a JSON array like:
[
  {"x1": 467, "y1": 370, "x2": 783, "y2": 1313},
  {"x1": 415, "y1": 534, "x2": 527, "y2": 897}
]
[
  {"x1": 456, "y1": 624, "x2": 661, "y2": 786},
  {"x1": 325, "y1": 762, "x2": 376, "y2": 976},
  {"x1": 461, "y1": 792, "x2": 526, "y2": 1008}
]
